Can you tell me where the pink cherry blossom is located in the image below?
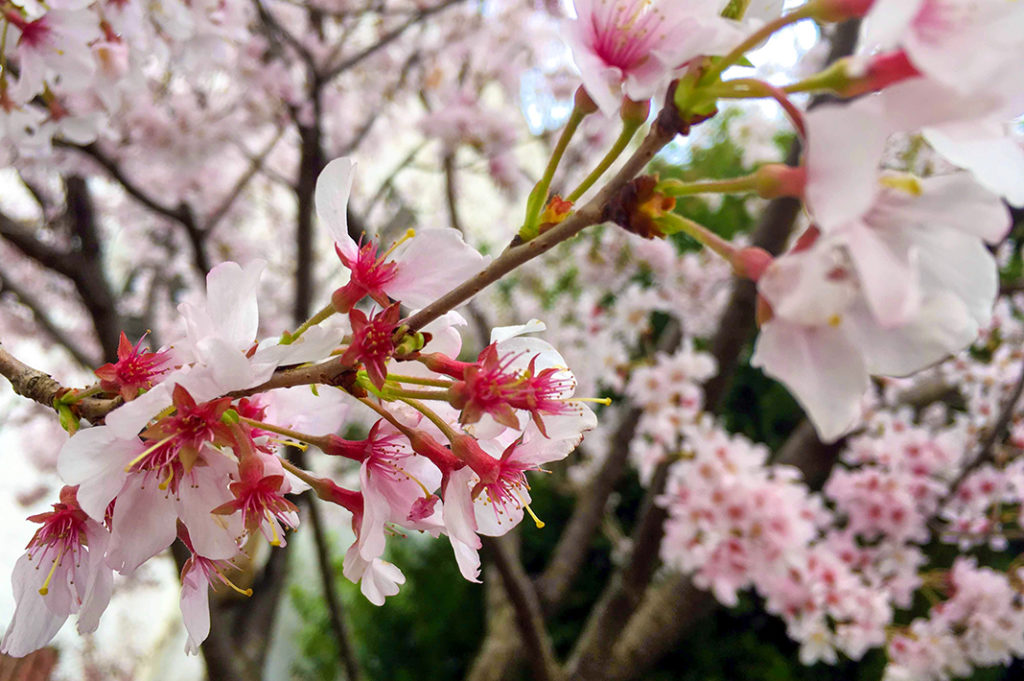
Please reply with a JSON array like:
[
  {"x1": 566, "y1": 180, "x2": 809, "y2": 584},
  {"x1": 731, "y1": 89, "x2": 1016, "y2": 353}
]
[
  {"x1": 1, "y1": 487, "x2": 112, "y2": 658},
  {"x1": 565, "y1": 0, "x2": 741, "y2": 116},
  {"x1": 315, "y1": 157, "x2": 490, "y2": 311}
]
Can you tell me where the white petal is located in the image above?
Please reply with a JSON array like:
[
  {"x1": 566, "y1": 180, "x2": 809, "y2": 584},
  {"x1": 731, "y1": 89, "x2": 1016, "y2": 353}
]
[
  {"x1": 205, "y1": 260, "x2": 264, "y2": 351},
  {"x1": 751, "y1": 319, "x2": 868, "y2": 443},
  {"x1": 315, "y1": 157, "x2": 358, "y2": 257},
  {"x1": 180, "y1": 563, "x2": 211, "y2": 655},
  {"x1": 805, "y1": 101, "x2": 889, "y2": 230}
]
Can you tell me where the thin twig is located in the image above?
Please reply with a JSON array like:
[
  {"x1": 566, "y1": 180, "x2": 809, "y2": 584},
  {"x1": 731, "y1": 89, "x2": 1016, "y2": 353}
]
[
  {"x1": 204, "y1": 128, "x2": 286, "y2": 234},
  {"x1": 942, "y1": 355, "x2": 1024, "y2": 504},
  {"x1": 0, "y1": 274, "x2": 99, "y2": 368},
  {"x1": 321, "y1": 0, "x2": 468, "y2": 82},
  {"x1": 305, "y1": 495, "x2": 365, "y2": 681}
]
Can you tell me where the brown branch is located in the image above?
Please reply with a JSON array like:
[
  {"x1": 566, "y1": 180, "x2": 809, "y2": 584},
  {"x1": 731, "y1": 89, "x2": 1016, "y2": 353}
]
[
  {"x1": 62, "y1": 142, "x2": 210, "y2": 276},
  {"x1": 63, "y1": 176, "x2": 123, "y2": 362},
  {"x1": 937, "y1": 354, "x2": 1024, "y2": 510},
  {"x1": 306, "y1": 494, "x2": 365, "y2": 681},
  {"x1": 0, "y1": 273, "x2": 98, "y2": 368},
  {"x1": 602, "y1": 420, "x2": 845, "y2": 681},
  {"x1": 466, "y1": 561, "x2": 521, "y2": 681},
  {"x1": 483, "y1": 536, "x2": 563, "y2": 681},
  {"x1": 253, "y1": 0, "x2": 319, "y2": 76},
  {"x1": 0, "y1": 346, "x2": 117, "y2": 421},
  {"x1": 0, "y1": 212, "x2": 77, "y2": 277},
  {"x1": 570, "y1": 22, "x2": 865, "y2": 678},
  {"x1": 204, "y1": 129, "x2": 286, "y2": 234},
  {"x1": 321, "y1": 0, "x2": 468, "y2": 82}
]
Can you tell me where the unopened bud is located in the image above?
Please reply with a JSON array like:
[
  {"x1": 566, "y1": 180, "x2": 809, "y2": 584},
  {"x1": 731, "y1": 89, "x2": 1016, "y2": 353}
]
[{"x1": 620, "y1": 97, "x2": 651, "y2": 126}]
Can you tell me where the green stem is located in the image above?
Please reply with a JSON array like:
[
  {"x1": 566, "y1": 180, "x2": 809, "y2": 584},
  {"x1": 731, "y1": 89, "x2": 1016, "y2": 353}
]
[
  {"x1": 239, "y1": 416, "x2": 324, "y2": 446},
  {"x1": 700, "y1": 78, "x2": 806, "y2": 136},
  {"x1": 700, "y1": 4, "x2": 817, "y2": 85},
  {"x1": 567, "y1": 121, "x2": 643, "y2": 203},
  {"x1": 657, "y1": 213, "x2": 737, "y2": 263},
  {"x1": 386, "y1": 387, "x2": 451, "y2": 401},
  {"x1": 358, "y1": 397, "x2": 411, "y2": 432},
  {"x1": 386, "y1": 373, "x2": 454, "y2": 388},
  {"x1": 283, "y1": 302, "x2": 337, "y2": 344},
  {"x1": 657, "y1": 175, "x2": 760, "y2": 198},
  {"x1": 60, "y1": 385, "x2": 104, "y2": 403},
  {"x1": 279, "y1": 458, "x2": 323, "y2": 490},
  {"x1": 520, "y1": 107, "x2": 587, "y2": 241},
  {"x1": 781, "y1": 59, "x2": 851, "y2": 95}
]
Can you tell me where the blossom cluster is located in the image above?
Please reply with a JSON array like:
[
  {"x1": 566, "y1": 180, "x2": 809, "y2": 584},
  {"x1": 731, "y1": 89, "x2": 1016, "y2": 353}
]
[{"x1": 0, "y1": 157, "x2": 598, "y2": 657}]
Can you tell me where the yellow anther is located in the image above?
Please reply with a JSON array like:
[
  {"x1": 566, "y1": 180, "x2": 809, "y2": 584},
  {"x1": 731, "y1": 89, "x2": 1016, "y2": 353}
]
[
  {"x1": 266, "y1": 510, "x2": 281, "y2": 547},
  {"x1": 828, "y1": 314, "x2": 842, "y2": 327},
  {"x1": 158, "y1": 466, "x2": 175, "y2": 491},
  {"x1": 880, "y1": 174, "x2": 923, "y2": 196},
  {"x1": 381, "y1": 228, "x2": 417, "y2": 260},
  {"x1": 524, "y1": 503, "x2": 545, "y2": 529}
]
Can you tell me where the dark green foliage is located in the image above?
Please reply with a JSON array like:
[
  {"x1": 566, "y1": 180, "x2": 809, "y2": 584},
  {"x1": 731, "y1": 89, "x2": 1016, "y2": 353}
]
[{"x1": 290, "y1": 534, "x2": 484, "y2": 681}]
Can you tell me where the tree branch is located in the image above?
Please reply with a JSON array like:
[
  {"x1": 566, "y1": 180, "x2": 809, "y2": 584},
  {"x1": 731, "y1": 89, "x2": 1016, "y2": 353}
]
[
  {"x1": 62, "y1": 142, "x2": 210, "y2": 276},
  {"x1": 306, "y1": 494, "x2": 365, "y2": 681},
  {"x1": 483, "y1": 536, "x2": 563, "y2": 681},
  {"x1": 0, "y1": 346, "x2": 116, "y2": 421},
  {"x1": 322, "y1": 0, "x2": 468, "y2": 82},
  {"x1": 0, "y1": 212, "x2": 76, "y2": 277},
  {"x1": 0, "y1": 273, "x2": 99, "y2": 368},
  {"x1": 536, "y1": 321, "x2": 682, "y2": 612}
]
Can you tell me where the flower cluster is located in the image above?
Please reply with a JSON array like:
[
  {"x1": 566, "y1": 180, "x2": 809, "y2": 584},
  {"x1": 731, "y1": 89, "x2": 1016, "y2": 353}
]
[{"x1": 0, "y1": 154, "x2": 601, "y2": 657}]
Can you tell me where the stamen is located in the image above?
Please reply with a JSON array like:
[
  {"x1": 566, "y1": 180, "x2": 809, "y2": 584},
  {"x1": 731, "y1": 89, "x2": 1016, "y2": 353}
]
[
  {"x1": 515, "y1": 489, "x2": 545, "y2": 529},
  {"x1": 380, "y1": 228, "x2": 417, "y2": 260},
  {"x1": 383, "y1": 461, "x2": 431, "y2": 497},
  {"x1": 124, "y1": 434, "x2": 176, "y2": 472},
  {"x1": 568, "y1": 396, "x2": 613, "y2": 406},
  {"x1": 266, "y1": 510, "x2": 281, "y2": 547},
  {"x1": 158, "y1": 465, "x2": 175, "y2": 491},
  {"x1": 38, "y1": 547, "x2": 65, "y2": 596},
  {"x1": 524, "y1": 502, "x2": 545, "y2": 529},
  {"x1": 269, "y1": 437, "x2": 308, "y2": 451},
  {"x1": 215, "y1": 568, "x2": 253, "y2": 597}
]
